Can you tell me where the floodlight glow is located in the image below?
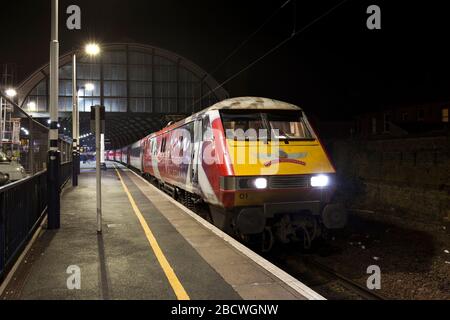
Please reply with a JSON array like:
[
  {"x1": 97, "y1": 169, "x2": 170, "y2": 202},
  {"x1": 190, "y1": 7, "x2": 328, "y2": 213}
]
[
  {"x1": 27, "y1": 101, "x2": 37, "y2": 111},
  {"x1": 85, "y1": 83, "x2": 95, "y2": 91},
  {"x1": 5, "y1": 88, "x2": 17, "y2": 98},
  {"x1": 85, "y1": 43, "x2": 100, "y2": 56}
]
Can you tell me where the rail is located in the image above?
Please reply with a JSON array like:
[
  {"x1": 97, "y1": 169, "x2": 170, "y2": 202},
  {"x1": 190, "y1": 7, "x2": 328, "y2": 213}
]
[{"x1": 303, "y1": 257, "x2": 385, "y2": 300}]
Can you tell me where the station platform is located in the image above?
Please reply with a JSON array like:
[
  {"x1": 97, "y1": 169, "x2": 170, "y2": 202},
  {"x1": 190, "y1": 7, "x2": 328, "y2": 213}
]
[{"x1": 0, "y1": 162, "x2": 323, "y2": 300}]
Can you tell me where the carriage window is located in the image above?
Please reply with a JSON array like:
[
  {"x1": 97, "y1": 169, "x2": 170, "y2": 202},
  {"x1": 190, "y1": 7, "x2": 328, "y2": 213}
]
[
  {"x1": 152, "y1": 138, "x2": 158, "y2": 155},
  {"x1": 443, "y1": 108, "x2": 449, "y2": 123},
  {"x1": 131, "y1": 145, "x2": 140, "y2": 157},
  {"x1": 149, "y1": 139, "x2": 153, "y2": 155},
  {"x1": 179, "y1": 136, "x2": 184, "y2": 157}
]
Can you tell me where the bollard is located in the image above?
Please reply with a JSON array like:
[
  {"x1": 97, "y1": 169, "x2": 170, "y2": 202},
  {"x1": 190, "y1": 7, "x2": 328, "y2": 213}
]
[{"x1": 47, "y1": 150, "x2": 61, "y2": 229}]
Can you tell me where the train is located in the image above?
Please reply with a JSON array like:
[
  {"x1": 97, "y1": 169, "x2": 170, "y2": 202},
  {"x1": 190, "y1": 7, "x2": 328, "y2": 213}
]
[{"x1": 107, "y1": 97, "x2": 347, "y2": 251}]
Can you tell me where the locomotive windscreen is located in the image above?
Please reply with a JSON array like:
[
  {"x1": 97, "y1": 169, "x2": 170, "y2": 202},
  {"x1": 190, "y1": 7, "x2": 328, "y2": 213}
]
[{"x1": 220, "y1": 110, "x2": 314, "y2": 140}]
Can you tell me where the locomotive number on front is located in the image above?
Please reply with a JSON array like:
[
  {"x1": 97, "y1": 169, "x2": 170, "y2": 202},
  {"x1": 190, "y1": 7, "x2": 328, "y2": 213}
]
[{"x1": 239, "y1": 193, "x2": 249, "y2": 200}]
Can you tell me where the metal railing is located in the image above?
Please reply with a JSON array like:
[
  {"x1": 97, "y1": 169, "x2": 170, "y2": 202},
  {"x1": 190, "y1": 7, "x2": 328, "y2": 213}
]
[
  {"x1": 60, "y1": 161, "x2": 72, "y2": 189},
  {"x1": 0, "y1": 90, "x2": 74, "y2": 283},
  {"x1": 0, "y1": 162, "x2": 72, "y2": 282},
  {"x1": 0, "y1": 160, "x2": 72, "y2": 283},
  {"x1": 0, "y1": 171, "x2": 47, "y2": 282}
]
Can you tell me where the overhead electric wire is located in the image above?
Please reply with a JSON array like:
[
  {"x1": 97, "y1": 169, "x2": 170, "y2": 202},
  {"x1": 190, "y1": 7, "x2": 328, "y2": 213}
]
[
  {"x1": 205, "y1": 0, "x2": 292, "y2": 80},
  {"x1": 194, "y1": 0, "x2": 349, "y2": 109}
]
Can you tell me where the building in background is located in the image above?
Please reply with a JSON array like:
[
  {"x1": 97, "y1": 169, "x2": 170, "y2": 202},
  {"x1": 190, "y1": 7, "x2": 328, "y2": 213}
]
[
  {"x1": 15, "y1": 43, "x2": 228, "y2": 149},
  {"x1": 356, "y1": 102, "x2": 449, "y2": 138}
]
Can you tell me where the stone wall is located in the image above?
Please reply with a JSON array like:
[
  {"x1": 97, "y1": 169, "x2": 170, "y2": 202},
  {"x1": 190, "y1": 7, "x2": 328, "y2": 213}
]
[{"x1": 328, "y1": 136, "x2": 450, "y2": 222}]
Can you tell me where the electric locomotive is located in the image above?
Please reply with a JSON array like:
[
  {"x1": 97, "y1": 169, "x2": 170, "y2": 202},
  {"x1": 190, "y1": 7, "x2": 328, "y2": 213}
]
[{"x1": 113, "y1": 97, "x2": 346, "y2": 250}]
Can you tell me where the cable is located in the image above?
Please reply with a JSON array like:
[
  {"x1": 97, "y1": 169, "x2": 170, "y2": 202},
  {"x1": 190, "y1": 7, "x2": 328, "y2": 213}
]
[
  {"x1": 195, "y1": 0, "x2": 349, "y2": 108},
  {"x1": 206, "y1": 0, "x2": 292, "y2": 79},
  {"x1": 292, "y1": 0, "x2": 297, "y2": 36}
]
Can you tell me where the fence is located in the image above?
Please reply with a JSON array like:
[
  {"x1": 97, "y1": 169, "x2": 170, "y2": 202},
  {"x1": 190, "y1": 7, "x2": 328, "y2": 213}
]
[
  {"x1": 0, "y1": 172, "x2": 47, "y2": 282},
  {"x1": 0, "y1": 162, "x2": 72, "y2": 282}
]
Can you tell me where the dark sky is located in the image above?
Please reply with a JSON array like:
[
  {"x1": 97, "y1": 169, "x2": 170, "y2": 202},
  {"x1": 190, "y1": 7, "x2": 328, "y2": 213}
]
[{"x1": 1, "y1": 0, "x2": 450, "y2": 120}]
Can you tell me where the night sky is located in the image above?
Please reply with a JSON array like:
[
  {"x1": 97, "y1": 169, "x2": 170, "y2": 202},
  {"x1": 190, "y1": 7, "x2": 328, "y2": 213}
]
[{"x1": 1, "y1": 0, "x2": 449, "y2": 120}]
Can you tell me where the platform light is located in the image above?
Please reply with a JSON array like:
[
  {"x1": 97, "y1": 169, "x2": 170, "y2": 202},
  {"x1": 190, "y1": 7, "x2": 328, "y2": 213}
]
[
  {"x1": 310, "y1": 174, "x2": 329, "y2": 187},
  {"x1": 27, "y1": 101, "x2": 37, "y2": 111},
  {"x1": 254, "y1": 177, "x2": 268, "y2": 189},
  {"x1": 5, "y1": 88, "x2": 17, "y2": 98},
  {"x1": 85, "y1": 83, "x2": 95, "y2": 91},
  {"x1": 85, "y1": 43, "x2": 100, "y2": 56}
]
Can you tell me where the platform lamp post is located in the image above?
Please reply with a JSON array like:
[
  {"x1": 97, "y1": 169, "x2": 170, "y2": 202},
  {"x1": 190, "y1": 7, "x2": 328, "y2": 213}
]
[
  {"x1": 47, "y1": 0, "x2": 60, "y2": 230},
  {"x1": 72, "y1": 43, "x2": 101, "y2": 186},
  {"x1": 71, "y1": 54, "x2": 78, "y2": 186},
  {"x1": 91, "y1": 105, "x2": 105, "y2": 234}
]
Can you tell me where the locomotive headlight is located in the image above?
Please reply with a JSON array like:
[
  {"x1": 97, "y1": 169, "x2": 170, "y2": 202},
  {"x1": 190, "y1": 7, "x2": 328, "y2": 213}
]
[
  {"x1": 253, "y1": 177, "x2": 268, "y2": 189},
  {"x1": 310, "y1": 174, "x2": 329, "y2": 187}
]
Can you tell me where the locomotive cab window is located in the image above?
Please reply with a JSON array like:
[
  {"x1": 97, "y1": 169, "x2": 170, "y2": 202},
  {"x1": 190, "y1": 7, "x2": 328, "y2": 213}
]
[
  {"x1": 266, "y1": 112, "x2": 313, "y2": 140},
  {"x1": 220, "y1": 110, "x2": 314, "y2": 141}
]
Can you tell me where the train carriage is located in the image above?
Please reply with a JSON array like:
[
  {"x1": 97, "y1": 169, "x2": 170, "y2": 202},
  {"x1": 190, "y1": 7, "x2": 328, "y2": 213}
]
[
  {"x1": 129, "y1": 141, "x2": 143, "y2": 171},
  {"x1": 121, "y1": 147, "x2": 128, "y2": 164},
  {"x1": 114, "y1": 149, "x2": 122, "y2": 162}
]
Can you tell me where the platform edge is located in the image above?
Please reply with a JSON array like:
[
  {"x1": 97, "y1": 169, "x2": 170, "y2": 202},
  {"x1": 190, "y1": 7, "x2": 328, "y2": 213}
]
[{"x1": 126, "y1": 167, "x2": 326, "y2": 301}]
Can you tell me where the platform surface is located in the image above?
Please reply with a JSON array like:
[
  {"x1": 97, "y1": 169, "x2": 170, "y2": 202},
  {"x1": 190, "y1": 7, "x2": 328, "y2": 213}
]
[{"x1": 0, "y1": 162, "x2": 322, "y2": 300}]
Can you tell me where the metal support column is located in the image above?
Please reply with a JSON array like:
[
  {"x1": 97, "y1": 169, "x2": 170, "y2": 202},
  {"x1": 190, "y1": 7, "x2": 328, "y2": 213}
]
[
  {"x1": 28, "y1": 117, "x2": 34, "y2": 174},
  {"x1": 95, "y1": 106, "x2": 102, "y2": 234},
  {"x1": 76, "y1": 93, "x2": 80, "y2": 175},
  {"x1": 47, "y1": 0, "x2": 60, "y2": 230},
  {"x1": 72, "y1": 54, "x2": 78, "y2": 186}
]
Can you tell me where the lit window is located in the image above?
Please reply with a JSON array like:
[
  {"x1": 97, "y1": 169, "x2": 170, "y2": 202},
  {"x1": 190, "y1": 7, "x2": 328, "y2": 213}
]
[{"x1": 442, "y1": 108, "x2": 449, "y2": 123}]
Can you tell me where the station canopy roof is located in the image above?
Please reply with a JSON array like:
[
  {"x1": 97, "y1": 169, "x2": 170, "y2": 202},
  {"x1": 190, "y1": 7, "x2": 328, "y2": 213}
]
[{"x1": 17, "y1": 43, "x2": 228, "y2": 149}]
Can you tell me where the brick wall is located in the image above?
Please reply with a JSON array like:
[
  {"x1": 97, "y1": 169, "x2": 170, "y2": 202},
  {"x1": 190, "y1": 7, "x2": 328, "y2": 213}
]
[{"x1": 328, "y1": 136, "x2": 450, "y2": 222}]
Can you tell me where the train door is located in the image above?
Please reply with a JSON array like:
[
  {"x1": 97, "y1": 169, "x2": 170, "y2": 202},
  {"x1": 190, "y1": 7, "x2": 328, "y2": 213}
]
[
  {"x1": 191, "y1": 118, "x2": 203, "y2": 187},
  {"x1": 142, "y1": 138, "x2": 150, "y2": 171}
]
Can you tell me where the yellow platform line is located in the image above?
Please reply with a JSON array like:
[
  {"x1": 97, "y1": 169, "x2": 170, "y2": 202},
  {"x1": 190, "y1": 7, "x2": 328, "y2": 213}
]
[{"x1": 114, "y1": 166, "x2": 190, "y2": 300}]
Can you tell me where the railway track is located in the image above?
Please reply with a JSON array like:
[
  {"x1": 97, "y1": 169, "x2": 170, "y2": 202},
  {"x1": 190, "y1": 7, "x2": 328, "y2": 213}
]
[
  {"x1": 264, "y1": 249, "x2": 387, "y2": 300},
  {"x1": 301, "y1": 257, "x2": 385, "y2": 300},
  {"x1": 137, "y1": 168, "x2": 385, "y2": 300}
]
